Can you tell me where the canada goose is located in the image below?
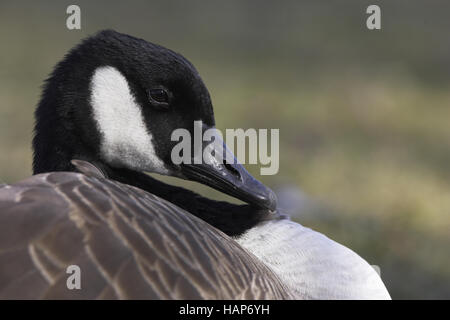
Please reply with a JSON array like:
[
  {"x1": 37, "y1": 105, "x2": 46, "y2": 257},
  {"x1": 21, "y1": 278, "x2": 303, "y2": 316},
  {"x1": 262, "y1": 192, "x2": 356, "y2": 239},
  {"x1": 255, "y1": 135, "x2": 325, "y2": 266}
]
[{"x1": 0, "y1": 30, "x2": 390, "y2": 300}]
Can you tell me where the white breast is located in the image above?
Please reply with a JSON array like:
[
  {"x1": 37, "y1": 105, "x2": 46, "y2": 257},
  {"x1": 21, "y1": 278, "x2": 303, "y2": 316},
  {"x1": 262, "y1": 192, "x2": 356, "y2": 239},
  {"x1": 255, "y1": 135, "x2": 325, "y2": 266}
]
[{"x1": 235, "y1": 218, "x2": 391, "y2": 300}]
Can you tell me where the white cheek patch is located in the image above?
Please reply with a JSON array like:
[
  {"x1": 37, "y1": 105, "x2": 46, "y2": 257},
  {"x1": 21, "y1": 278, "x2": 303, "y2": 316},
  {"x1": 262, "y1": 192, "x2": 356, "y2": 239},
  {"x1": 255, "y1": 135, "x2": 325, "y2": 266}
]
[{"x1": 90, "y1": 66, "x2": 168, "y2": 174}]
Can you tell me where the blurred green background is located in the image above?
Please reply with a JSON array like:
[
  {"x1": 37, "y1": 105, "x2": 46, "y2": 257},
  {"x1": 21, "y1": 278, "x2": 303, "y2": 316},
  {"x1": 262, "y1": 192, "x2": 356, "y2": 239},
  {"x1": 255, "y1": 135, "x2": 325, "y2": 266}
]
[{"x1": 1, "y1": 0, "x2": 449, "y2": 299}]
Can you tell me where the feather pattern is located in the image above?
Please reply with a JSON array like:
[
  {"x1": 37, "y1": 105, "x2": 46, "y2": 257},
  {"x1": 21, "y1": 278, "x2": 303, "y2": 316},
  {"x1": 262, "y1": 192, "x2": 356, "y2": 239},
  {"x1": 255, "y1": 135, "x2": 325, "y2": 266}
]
[{"x1": 0, "y1": 172, "x2": 293, "y2": 299}]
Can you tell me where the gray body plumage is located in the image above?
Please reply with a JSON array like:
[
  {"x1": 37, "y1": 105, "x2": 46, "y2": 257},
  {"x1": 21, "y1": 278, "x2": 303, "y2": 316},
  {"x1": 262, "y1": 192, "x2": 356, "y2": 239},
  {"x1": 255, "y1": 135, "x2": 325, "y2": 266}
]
[{"x1": 0, "y1": 169, "x2": 292, "y2": 299}]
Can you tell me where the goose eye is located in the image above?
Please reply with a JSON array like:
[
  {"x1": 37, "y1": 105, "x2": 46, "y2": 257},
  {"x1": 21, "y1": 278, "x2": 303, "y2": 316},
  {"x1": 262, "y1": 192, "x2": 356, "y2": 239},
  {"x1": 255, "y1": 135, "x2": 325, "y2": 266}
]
[{"x1": 149, "y1": 88, "x2": 169, "y2": 104}]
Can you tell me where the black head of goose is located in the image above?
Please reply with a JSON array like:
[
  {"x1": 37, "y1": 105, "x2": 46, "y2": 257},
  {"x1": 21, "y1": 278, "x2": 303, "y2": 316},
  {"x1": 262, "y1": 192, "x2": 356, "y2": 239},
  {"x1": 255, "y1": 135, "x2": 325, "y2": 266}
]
[
  {"x1": 0, "y1": 30, "x2": 391, "y2": 300},
  {"x1": 33, "y1": 30, "x2": 277, "y2": 234}
]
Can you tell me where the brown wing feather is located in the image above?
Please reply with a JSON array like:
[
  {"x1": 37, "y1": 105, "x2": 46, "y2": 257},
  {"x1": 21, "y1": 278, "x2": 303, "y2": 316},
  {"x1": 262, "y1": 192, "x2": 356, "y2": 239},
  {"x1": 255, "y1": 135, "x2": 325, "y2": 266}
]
[{"x1": 0, "y1": 172, "x2": 292, "y2": 299}]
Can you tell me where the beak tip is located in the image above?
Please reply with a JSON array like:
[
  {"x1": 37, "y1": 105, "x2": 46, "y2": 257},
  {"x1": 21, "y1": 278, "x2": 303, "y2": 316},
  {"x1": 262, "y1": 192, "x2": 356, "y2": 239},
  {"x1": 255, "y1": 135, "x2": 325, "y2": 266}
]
[{"x1": 259, "y1": 188, "x2": 278, "y2": 211}]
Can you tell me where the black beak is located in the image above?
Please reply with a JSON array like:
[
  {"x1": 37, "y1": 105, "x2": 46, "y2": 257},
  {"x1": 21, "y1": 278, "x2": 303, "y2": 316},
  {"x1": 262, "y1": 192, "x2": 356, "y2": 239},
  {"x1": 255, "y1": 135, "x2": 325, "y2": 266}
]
[{"x1": 178, "y1": 131, "x2": 277, "y2": 211}]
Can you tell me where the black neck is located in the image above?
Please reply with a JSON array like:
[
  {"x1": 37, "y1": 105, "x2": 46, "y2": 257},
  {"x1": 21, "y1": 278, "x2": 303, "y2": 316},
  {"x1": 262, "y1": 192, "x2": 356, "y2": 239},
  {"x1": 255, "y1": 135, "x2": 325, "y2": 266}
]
[{"x1": 98, "y1": 165, "x2": 272, "y2": 237}]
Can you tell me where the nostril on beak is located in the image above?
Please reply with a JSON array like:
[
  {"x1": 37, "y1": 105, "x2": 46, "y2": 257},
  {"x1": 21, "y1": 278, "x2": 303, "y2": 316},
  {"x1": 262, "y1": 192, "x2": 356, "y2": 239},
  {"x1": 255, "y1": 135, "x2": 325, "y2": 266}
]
[{"x1": 224, "y1": 162, "x2": 242, "y2": 181}]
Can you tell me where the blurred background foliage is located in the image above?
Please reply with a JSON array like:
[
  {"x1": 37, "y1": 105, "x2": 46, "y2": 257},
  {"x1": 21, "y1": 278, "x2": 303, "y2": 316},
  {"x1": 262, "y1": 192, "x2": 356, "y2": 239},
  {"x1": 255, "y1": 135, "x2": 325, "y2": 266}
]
[{"x1": 0, "y1": 0, "x2": 449, "y2": 299}]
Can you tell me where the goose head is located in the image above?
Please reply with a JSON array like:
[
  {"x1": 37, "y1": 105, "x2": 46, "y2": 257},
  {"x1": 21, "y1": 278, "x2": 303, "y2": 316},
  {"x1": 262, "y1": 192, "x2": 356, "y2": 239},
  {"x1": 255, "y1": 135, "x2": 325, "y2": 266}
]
[{"x1": 33, "y1": 30, "x2": 277, "y2": 211}]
